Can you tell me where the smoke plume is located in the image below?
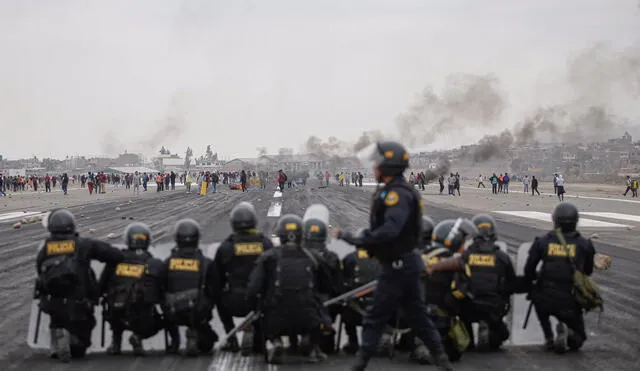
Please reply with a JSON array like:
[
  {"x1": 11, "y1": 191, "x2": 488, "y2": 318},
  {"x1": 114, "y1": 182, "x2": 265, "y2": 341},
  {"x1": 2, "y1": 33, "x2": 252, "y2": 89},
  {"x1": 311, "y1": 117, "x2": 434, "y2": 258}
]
[
  {"x1": 423, "y1": 158, "x2": 451, "y2": 183},
  {"x1": 395, "y1": 73, "x2": 506, "y2": 148}
]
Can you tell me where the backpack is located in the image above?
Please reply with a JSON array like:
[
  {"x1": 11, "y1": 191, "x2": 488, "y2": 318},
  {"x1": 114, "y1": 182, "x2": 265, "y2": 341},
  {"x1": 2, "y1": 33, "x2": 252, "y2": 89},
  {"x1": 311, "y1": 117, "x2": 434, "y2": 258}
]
[
  {"x1": 39, "y1": 240, "x2": 81, "y2": 298},
  {"x1": 283, "y1": 173, "x2": 288, "y2": 182},
  {"x1": 555, "y1": 230, "x2": 604, "y2": 312},
  {"x1": 106, "y1": 279, "x2": 146, "y2": 317},
  {"x1": 274, "y1": 248, "x2": 317, "y2": 301}
]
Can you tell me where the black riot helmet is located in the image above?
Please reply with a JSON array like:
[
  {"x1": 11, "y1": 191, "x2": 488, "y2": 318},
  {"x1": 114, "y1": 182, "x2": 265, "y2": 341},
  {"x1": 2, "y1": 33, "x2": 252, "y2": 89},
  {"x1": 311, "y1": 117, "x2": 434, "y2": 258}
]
[
  {"x1": 46, "y1": 209, "x2": 76, "y2": 234},
  {"x1": 552, "y1": 202, "x2": 579, "y2": 233},
  {"x1": 230, "y1": 201, "x2": 258, "y2": 231},
  {"x1": 431, "y1": 218, "x2": 478, "y2": 252},
  {"x1": 276, "y1": 214, "x2": 303, "y2": 245},
  {"x1": 471, "y1": 214, "x2": 497, "y2": 240},
  {"x1": 174, "y1": 218, "x2": 201, "y2": 248},
  {"x1": 124, "y1": 222, "x2": 151, "y2": 250},
  {"x1": 357, "y1": 140, "x2": 410, "y2": 179},
  {"x1": 420, "y1": 215, "x2": 436, "y2": 242},
  {"x1": 303, "y1": 218, "x2": 328, "y2": 243}
]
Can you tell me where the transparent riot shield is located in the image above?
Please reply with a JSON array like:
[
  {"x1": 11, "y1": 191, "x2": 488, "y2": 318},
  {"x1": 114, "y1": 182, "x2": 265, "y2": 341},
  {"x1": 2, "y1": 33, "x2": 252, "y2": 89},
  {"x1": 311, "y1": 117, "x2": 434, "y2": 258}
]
[
  {"x1": 28, "y1": 242, "x2": 220, "y2": 353},
  {"x1": 508, "y1": 242, "x2": 557, "y2": 346},
  {"x1": 303, "y1": 204, "x2": 330, "y2": 228}
]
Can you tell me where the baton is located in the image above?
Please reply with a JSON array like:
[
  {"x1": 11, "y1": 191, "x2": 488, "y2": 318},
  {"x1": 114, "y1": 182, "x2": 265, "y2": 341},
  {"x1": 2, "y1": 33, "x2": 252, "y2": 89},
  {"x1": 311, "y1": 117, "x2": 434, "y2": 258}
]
[{"x1": 523, "y1": 301, "x2": 533, "y2": 329}]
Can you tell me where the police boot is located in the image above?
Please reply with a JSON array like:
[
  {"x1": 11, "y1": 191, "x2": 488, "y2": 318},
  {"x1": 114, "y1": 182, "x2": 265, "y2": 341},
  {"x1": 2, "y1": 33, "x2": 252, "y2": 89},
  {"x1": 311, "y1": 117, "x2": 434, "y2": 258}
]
[
  {"x1": 307, "y1": 345, "x2": 328, "y2": 364},
  {"x1": 432, "y1": 352, "x2": 454, "y2": 371},
  {"x1": 351, "y1": 351, "x2": 371, "y2": 371},
  {"x1": 477, "y1": 321, "x2": 490, "y2": 352},
  {"x1": 376, "y1": 332, "x2": 393, "y2": 357},
  {"x1": 166, "y1": 328, "x2": 180, "y2": 355},
  {"x1": 267, "y1": 338, "x2": 285, "y2": 364},
  {"x1": 343, "y1": 341, "x2": 359, "y2": 355},
  {"x1": 51, "y1": 328, "x2": 71, "y2": 363},
  {"x1": 410, "y1": 344, "x2": 432, "y2": 365},
  {"x1": 221, "y1": 334, "x2": 240, "y2": 353},
  {"x1": 240, "y1": 328, "x2": 254, "y2": 356},
  {"x1": 185, "y1": 328, "x2": 199, "y2": 357},
  {"x1": 106, "y1": 331, "x2": 123, "y2": 355},
  {"x1": 566, "y1": 329, "x2": 584, "y2": 351},
  {"x1": 129, "y1": 334, "x2": 147, "y2": 356},
  {"x1": 554, "y1": 323, "x2": 568, "y2": 354}
]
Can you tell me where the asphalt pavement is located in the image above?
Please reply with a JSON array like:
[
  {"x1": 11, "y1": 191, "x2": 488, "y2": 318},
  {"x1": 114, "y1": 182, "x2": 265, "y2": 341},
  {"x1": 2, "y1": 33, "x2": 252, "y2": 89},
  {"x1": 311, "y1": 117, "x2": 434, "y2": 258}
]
[{"x1": 1, "y1": 180, "x2": 638, "y2": 370}]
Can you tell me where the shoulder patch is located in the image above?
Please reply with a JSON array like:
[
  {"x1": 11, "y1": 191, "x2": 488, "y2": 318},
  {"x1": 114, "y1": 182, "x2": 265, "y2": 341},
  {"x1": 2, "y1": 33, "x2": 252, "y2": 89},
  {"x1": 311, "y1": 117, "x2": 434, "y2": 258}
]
[{"x1": 384, "y1": 190, "x2": 399, "y2": 206}]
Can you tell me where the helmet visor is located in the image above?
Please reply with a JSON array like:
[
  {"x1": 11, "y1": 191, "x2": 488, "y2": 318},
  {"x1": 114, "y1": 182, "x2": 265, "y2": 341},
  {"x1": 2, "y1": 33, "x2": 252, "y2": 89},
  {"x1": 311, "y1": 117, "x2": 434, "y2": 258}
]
[{"x1": 356, "y1": 142, "x2": 383, "y2": 172}]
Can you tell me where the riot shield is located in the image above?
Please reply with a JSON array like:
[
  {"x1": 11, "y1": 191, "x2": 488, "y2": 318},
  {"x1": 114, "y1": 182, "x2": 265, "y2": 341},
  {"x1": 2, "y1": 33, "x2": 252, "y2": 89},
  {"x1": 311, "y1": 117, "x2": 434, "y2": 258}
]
[
  {"x1": 507, "y1": 242, "x2": 557, "y2": 346},
  {"x1": 28, "y1": 242, "x2": 221, "y2": 353},
  {"x1": 303, "y1": 204, "x2": 330, "y2": 236}
]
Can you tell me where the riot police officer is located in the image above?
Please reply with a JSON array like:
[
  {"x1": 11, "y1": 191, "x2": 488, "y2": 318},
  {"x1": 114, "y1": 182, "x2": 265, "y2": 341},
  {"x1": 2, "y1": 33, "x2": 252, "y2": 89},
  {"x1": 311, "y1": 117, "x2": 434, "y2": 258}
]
[
  {"x1": 99, "y1": 222, "x2": 164, "y2": 356},
  {"x1": 333, "y1": 141, "x2": 453, "y2": 371},
  {"x1": 35, "y1": 208, "x2": 124, "y2": 362},
  {"x1": 340, "y1": 229, "x2": 382, "y2": 355},
  {"x1": 524, "y1": 202, "x2": 596, "y2": 353},
  {"x1": 302, "y1": 204, "x2": 343, "y2": 354},
  {"x1": 417, "y1": 215, "x2": 436, "y2": 251},
  {"x1": 161, "y1": 218, "x2": 218, "y2": 356},
  {"x1": 215, "y1": 201, "x2": 273, "y2": 355},
  {"x1": 246, "y1": 214, "x2": 333, "y2": 364},
  {"x1": 460, "y1": 214, "x2": 515, "y2": 351}
]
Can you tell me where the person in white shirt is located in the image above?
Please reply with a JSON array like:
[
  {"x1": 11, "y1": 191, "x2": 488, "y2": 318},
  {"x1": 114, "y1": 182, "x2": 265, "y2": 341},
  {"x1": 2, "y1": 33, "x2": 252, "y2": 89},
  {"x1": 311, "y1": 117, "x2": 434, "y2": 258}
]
[
  {"x1": 477, "y1": 174, "x2": 485, "y2": 188},
  {"x1": 555, "y1": 174, "x2": 566, "y2": 201}
]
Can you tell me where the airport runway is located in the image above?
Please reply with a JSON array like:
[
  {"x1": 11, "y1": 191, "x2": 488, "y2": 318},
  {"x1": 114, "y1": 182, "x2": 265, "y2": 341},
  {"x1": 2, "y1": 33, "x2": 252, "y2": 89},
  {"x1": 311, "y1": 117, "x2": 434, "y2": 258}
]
[{"x1": 1, "y1": 181, "x2": 638, "y2": 370}]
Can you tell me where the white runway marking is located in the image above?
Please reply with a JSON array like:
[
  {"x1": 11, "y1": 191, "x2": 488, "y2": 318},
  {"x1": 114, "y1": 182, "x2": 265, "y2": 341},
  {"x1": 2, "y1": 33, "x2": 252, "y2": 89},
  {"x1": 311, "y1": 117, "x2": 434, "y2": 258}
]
[
  {"x1": 273, "y1": 191, "x2": 282, "y2": 198},
  {"x1": 493, "y1": 211, "x2": 631, "y2": 228},
  {"x1": 580, "y1": 212, "x2": 640, "y2": 223},
  {"x1": 0, "y1": 211, "x2": 43, "y2": 222},
  {"x1": 267, "y1": 201, "x2": 282, "y2": 217}
]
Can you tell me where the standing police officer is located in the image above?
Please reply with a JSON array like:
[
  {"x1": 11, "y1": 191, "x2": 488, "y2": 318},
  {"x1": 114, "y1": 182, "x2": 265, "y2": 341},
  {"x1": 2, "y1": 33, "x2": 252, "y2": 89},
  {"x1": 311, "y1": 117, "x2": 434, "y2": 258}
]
[
  {"x1": 246, "y1": 214, "x2": 334, "y2": 364},
  {"x1": 524, "y1": 202, "x2": 596, "y2": 353},
  {"x1": 99, "y1": 222, "x2": 164, "y2": 356},
  {"x1": 215, "y1": 201, "x2": 273, "y2": 355},
  {"x1": 35, "y1": 208, "x2": 124, "y2": 362},
  {"x1": 161, "y1": 218, "x2": 218, "y2": 356},
  {"x1": 333, "y1": 141, "x2": 453, "y2": 371}
]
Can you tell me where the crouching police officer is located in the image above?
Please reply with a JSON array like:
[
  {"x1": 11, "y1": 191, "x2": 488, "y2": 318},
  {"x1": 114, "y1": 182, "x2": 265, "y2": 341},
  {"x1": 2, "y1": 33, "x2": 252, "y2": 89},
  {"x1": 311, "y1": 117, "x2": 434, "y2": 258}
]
[
  {"x1": 334, "y1": 141, "x2": 453, "y2": 371},
  {"x1": 302, "y1": 205, "x2": 343, "y2": 355},
  {"x1": 35, "y1": 208, "x2": 124, "y2": 362},
  {"x1": 100, "y1": 222, "x2": 164, "y2": 356},
  {"x1": 215, "y1": 201, "x2": 273, "y2": 355},
  {"x1": 524, "y1": 202, "x2": 597, "y2": 353},
  {"x1": 246, "y1": 214, "x2": 334, "y2": 364},
  {"x1": 161, "y1": 219, "x2": 218, "y2": 356},
  {"x1": 340, "y1": 229, "x2": 382, "y2": 355},
  {"x1": 459, "y1": 214, "x2": 515, "y2": 351}
]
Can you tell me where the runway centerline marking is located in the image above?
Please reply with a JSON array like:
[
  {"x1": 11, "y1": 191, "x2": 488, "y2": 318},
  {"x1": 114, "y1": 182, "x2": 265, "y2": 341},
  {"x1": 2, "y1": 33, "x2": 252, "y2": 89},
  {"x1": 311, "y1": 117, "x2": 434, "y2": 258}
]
[
  {"x1": 580, "y1": 212, "x2": 640, "y2": 223},
  {"x1": 493, "y1": 211, "x2": 631, "y2": 228}
]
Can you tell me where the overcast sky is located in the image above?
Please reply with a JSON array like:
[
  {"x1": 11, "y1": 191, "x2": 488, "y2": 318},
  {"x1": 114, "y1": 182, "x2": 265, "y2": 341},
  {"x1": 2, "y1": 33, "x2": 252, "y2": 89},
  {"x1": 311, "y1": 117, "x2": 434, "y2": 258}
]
[{"x1": 1, "y1": 0, "x2": 638, "y2": 160}]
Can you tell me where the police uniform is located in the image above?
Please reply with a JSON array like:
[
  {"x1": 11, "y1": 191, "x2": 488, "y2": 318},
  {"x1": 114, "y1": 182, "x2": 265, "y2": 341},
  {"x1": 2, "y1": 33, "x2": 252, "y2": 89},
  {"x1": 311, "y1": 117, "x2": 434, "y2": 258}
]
[
  {"x1": 336, "y1": 141, "x2": 452, "y2": 371},
  {"x1": 35, "y1": 209, "x2": 124, "y2": 362},
  {"x1": 459, "y1": 214, "x2": 514, "y2": 351},
  {"x1": 215, "y1": 202, "x2": 273, "y2": 355},
  {"x1": 161, "y1": 219, "x2": 219, "y2": 356},
  {"x1": 524, "y1": 202, "x2": 595, "y2": 353},
  {"x1": 246, "y1": 214, "x2": 334, "y2": 364},
  {"x1": 99, "y1": 222, "x2": 164, "y2": 356}
]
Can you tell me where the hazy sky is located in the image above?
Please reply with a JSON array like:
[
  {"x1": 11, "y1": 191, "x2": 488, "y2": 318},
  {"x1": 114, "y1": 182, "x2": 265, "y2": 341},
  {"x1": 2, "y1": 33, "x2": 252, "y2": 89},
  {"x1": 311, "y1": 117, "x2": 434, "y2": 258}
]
[{"x1": 1, "y1": 0, "x2": 638, "y2": 160}]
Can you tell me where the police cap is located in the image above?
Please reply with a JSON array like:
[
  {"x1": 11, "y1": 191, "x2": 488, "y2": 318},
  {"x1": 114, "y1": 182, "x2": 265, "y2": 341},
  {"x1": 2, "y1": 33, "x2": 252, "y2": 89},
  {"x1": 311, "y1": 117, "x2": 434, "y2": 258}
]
[
  {"x1": 303, "y1": 218, "x2": 327, "y2": 242},
  {"x1": 552, "y1": 202, "x2": 579, "y2": 232},
  {"x1": 47, "y1": 209, "x2": 76, "y2": 234},
  {"x1": 124, "y1": 222, "x2": 151, "y2": 250},
  {"x1": 230, "y1": 201, "x2": 257, "y2": 231},
  {"x1": 174, "y1": 218, "x2": 201, "y2": 247},
  {"x1": 471, "y1": 214, "x2": 497, "y2": 240},
  {"x1": 357, "y1": 140, "x2": 409, "y2": 177},
  {"x1": 276, "y1": 214, "x2": 303, "y2": 245}
]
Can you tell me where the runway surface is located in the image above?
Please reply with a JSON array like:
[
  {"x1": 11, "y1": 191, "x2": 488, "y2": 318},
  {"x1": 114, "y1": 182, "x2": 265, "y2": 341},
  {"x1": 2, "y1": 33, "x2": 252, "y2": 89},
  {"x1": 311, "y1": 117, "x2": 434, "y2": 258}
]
[{"x1": 1, "y1": 181, "x2": 639, "y2": 370}]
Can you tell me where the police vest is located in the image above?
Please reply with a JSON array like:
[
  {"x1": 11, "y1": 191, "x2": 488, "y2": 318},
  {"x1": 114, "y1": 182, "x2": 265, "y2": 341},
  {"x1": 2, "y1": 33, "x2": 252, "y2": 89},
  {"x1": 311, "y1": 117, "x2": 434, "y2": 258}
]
[
  {"x1": 370, "y1": 181, "x2": 421, "y2": 260},
  {"x1": 464, "y1": 248, "x2": 502, "y2": 298},
  {"x1": 421, "y1": 247, "x2": 456, "y2": 309},
  {"x1": 164, "y1": 250, "x2": 209, "y2": 316},
  {"x1": 224, "y1": 232, "x2": 266, "y2": 293},
  {"x1": 106, "y1": 250, "x2": 152, "y2": 311},
  {"x1": 538, "y1": 236, "x2": 582, "y2": 285},
  {"x1": 273, "y1": 247, "x2": 317, "y2": 301},
  {"x1": 39, "y1": 238, "x2": 81, "y2": 298}
]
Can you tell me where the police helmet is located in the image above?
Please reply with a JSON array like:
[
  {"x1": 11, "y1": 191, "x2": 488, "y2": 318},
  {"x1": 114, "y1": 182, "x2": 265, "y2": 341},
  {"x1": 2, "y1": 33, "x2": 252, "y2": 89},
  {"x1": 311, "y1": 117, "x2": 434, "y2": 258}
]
[
  {"x1": 471, "y1": 214, "x2": 497, "y2": 240},
  {"x1": 552, "y1": 202, "x2": 579, "y2": 232},
  {"x1": 303, "y1": 218, "x2": 328, "y2": 242},
  {"x1": 230, "y1": 201, "x2": 257, "y2": 231},
  {"x1": 174, "y1": 218, "x2": 201, "y2": 247},
  {"x1": 421, "y1": 215, "x2": 436, "y2": 241},
  {"x1": 47, "y1": 209, "x2": 76, "y2": 234},
  {"x1": 357, "y1": 140, "x2": 409, "y2": 177},
  {"x1": 276, "y1": 214, "x2": 303, "y2": 245},
  {"x1": 124, "y1": 222, "x2": 151, "y2": 250},
  {"x1": 431, "y1": 218, "x2": 478, "y2": 252}
]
